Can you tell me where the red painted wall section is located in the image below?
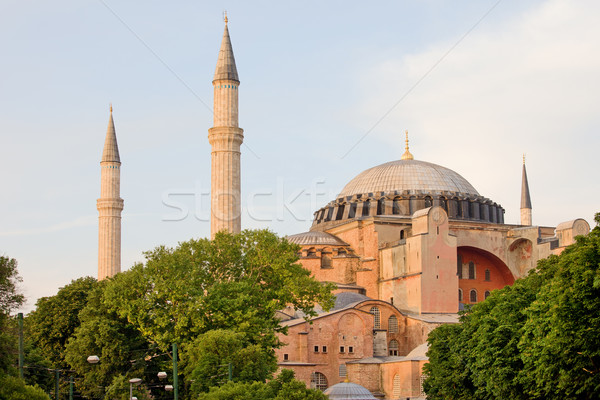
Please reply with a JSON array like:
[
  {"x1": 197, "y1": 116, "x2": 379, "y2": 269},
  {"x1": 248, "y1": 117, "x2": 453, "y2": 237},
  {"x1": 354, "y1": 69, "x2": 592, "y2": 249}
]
[{"x1": 458, "y1": 246, "x2": 515, "y2": 305}]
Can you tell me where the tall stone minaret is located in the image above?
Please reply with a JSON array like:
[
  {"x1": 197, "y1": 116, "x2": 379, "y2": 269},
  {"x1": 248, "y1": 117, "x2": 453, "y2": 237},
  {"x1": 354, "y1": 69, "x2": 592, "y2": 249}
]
[
  {"x1": 208, "y1": 16, "x2": 243, "y2": 238},
  {"x1": 97, "y1": 106, "x2": 124, "y2": 279},
  {"x1": 520, "y1": 155, "x2": 532, "y2": 226}
]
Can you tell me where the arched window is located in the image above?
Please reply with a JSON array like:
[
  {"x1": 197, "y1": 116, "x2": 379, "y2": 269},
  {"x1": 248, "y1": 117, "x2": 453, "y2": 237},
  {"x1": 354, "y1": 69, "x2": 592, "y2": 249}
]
[
  {"x1": 424, "y1": 196, "x2": 433, "y2": 208},
  {"x1": 325, "y1": 207, "x2": 334, "y2": 222},
  {"x1": 337, "y1": 248, "x2": 347, "y2": 256},
  {"x1": 470, "y1": 289, "x2": 478, "y2": 303},
  {"x1": 439, "y1": 197, "x2": 447, "y2": 212},
  {"x1": 339, "y1": 364, "x2": 347, "y2": 378},
  {"x1": 400, "y1": 230, "x2": 405, "y2": 240},
  {"x1": 362, "y1": 200, "x2": 371, "y2": 217},
  {"x1": 310, "y1": 372, "x2": 328, "y2": 391},
  {"x1": 388, "y1": 315, "x2": 398, "y2": 333},
  {"x1": 485, "y1": 269, "x2": 491, "y2": 281},
  {"x1": 393, "y1": 197, "x2": 401, "y2": 215},
  {"x1": 389, "y1": 339, "x2": 399, "y2": 356},
  {"x1": 377, "y1": 198, "x2": 385, "y2": 215},
  {"x1": 393, "y1": 375, "x2": 401, "y2": 398},
  {"x1": 348, "y1": 203, "x2": 356, "y2": 219},
  {"x1": 458, "y1": 288, "x2": 463, "y2": 302},
  {"x1": 455, "y1": 198, "x2": 462, "y2": 218},
  {"x1": 307, "y1": 247, "x2": 316, "y2": 257},
  {"x1": 485, "y1": 290, "x2": 491, "y2": 299},
  {"x1": 369, "y1": 306, "x2": 381, "y2": 329},
  {"x1": 335, "y1": 204, "x2": 345, "y2": 220},
  {"x1": 457, "y1": 254, "x2": 463, "y2": 279},
  {"x1": 468, "y1": 261, "x2": 476, "y2": 279},
  {"x1": 321, "y1": 248, "x2": 332, "y2": 268}
]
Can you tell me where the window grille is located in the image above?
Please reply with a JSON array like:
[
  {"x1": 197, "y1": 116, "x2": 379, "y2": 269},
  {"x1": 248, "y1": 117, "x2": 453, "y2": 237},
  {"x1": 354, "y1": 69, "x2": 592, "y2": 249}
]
[
  {"x1": 389, "y1": 340, "x2": 399, "y2": 356},
  {"x1": 369, "y1": 307, "x2": 381, "y2": 329},
  {"x1": 310, "y1": 372, "x2": 328, "y2": 391},
  {"x1": 388, "y1": 315, "x2": 398, "y2": 333},
  {"x1": 393, "y1": 374, "x2": 401, "y2": 398}
]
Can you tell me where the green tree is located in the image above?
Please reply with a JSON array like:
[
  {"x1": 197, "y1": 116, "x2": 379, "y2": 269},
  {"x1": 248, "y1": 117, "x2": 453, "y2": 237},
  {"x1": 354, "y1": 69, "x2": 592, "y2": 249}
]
[
  {"x1": 196, "y1": 369, "x2": 328, "y2": 400},
  {"x1": 519, "y1": 213, "x2": 600, "y2": 399},
  {"x1": 102, "y1": 229, "x2": 334, "y2": 349},
  {"x1": 64, "y1": 230, "x2": 333, "y2": 396},
  {"x1": 424, "y1": 213, "x2": 600, "y2": 400},
  {"x1": 64, "y1": 283, "x2": 154, "y2": 399},
  {"x1": 0, "y1": 257, "x2": 25, "y2": 315},
  {"x1": 0, "y1": 374, "x2": 49, "y2": 400},
  {"x1": 0, "y1": 256, "x2": 25, "y2": 374},
  {"x1": 182, "y1": 329, "x2": 276, "y2": 394},
  {"x1": 27, "y1": 276, "x2": 97, "y2": 368}
]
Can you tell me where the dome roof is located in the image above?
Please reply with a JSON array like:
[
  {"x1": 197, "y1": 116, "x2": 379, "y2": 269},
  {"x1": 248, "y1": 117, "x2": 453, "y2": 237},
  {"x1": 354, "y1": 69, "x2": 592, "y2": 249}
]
[
  {"x1": 323, "y1": 382, "x2": 377, "y2": 399},
  {"x1": 286, "y1": 231, "x2": 348, "y2": 246},
  {"x1": 332, "y1": 292, "x2": 371, "y2": 310},
  {"x1": 338, "y1": 159, "x2": 479, "y2": 198}
]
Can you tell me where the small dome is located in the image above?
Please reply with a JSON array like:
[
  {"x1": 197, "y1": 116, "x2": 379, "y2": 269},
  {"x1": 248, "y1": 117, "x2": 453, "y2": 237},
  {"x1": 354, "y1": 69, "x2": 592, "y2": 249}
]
[
  {"x1": 332, "y1": 292, "x2": 371, "y2": 310},
  {"x1": 339, "y1": 159, "x2": 479, "y2": 198},
  {"x1": 323, "y1": 382, "x2": 377, "y2": 399},
  {"x1": 287, "y1": 231, "x2": 348, "y2": 246}
]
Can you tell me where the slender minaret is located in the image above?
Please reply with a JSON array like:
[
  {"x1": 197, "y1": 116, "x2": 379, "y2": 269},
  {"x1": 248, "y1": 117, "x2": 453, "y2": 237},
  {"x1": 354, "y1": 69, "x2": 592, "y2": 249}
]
[
  {"x1": 208, "y1": 15, "x2": 243, "y2": 238},
  {"x1": 97, "y1": 105, "x2": 124, "y2": 279},
  {"x1": 520, "y1": 154, "x2": 532, "y2": 226}
]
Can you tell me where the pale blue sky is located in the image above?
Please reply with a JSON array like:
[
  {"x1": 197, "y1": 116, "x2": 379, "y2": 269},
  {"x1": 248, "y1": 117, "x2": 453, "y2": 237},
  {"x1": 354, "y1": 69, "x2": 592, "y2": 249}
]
[{"x1": 1, "y1": 0, "x2": 598, "y2": 312}]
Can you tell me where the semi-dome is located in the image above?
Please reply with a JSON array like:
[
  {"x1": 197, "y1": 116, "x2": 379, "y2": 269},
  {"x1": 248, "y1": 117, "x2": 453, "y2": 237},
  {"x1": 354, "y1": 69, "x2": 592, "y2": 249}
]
[{"x1": 339, "y1": 159, "x2": 479, "y2": 198}]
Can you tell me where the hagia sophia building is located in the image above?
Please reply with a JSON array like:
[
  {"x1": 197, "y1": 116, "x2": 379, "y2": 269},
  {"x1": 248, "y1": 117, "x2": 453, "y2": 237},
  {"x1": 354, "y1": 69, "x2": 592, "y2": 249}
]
[{"x1": 95, "y1": 19, "x2": 590, "y2": 399}]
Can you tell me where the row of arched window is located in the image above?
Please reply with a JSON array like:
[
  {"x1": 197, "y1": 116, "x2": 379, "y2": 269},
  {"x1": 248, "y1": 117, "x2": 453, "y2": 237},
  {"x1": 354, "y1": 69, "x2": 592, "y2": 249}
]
[
  {"x1": 314, "y1": 195, "x2": 504, "y2": 225},
  {"x1": 369, "y1": 306, "x2": 401, "y2": 333},
  {"x1": 457, "y1": 257, "x2": 491, "y2": 281},
  {"x1": 459, "y1": 288, "x2": 491, "y2": 303}
]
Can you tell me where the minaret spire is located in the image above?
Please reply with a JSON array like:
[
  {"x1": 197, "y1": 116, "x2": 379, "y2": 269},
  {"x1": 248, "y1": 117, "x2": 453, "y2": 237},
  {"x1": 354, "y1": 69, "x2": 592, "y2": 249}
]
[
  {"x1": 209, "y1": 18, "x2": 244, "y2": 238},
  {"x1": 97, "y1": 105, "x2": 124, "y2": 279},
  {"x1": 520, "y1": 154, "x2": 532, "y2": 226}
]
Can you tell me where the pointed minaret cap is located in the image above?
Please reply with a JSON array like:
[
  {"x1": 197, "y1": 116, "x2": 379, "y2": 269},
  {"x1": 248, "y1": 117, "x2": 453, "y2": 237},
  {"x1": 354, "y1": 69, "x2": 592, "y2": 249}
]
[
  {"x1": 213, "y1": 15, "x2": 239, "y2": 83},
  {"x1": 521, "y1": 154, "x2": 532, "y2": 209},
  {"x1": 401, "y1": 130, "x2": 414, "y2": 160},
  {"x1": 101, "y1": 104, "x2": 120, "y2": 163}
]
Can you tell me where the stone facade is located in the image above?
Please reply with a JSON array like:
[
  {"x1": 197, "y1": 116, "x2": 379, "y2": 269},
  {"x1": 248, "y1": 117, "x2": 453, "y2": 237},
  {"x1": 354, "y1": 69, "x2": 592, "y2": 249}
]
[{"x1": 281, "y1": 155, "x2": 590, "y2": 398}]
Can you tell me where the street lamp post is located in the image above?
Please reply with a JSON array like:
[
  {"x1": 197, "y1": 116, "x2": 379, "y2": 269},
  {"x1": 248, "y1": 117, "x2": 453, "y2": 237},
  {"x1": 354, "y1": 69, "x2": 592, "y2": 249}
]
[{"x1": 129, "y1": 378, "x2": 142, "y2": 400}]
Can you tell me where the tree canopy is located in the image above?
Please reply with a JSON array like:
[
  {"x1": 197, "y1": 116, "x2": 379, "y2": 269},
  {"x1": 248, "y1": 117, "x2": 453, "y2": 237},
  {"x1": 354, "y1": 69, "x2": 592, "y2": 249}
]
[
  {"x1": 58, "y1": 229, "x2": 333, "y2": 398},
  {"x1": 424, "y1": 213, "x2": 600, "y2": 400}
]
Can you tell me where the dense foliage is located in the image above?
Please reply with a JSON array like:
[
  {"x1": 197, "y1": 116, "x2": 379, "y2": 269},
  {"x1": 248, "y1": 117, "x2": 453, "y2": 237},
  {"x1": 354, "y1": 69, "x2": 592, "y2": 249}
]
[
  {"x1": 196, "y1": 369, "x2": 329, "y2": 400},
  {"x1": 19, "y1": 229, "x2": 333, "y2": 399},
  {"x1": 27, "y1": 276, "x2": 97, "y2": 368},
  {"x1": 0, "y1": 256, "x2": 50, "y2": 399},
  {"x1": 424, "y1": 213, "x2": 600, "y2": 400}
]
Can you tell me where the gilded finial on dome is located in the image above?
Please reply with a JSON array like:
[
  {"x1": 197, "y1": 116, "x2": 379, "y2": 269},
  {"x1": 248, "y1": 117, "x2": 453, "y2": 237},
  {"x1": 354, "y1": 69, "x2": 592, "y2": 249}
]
[
  {"x1": 223, "y1": 10, "x2": 228, "y2": 24},
  {"x1": 110, "y1": 103, "x2": 112, "y2": 113},
  {"x1": 401, "y1": 130, "x2": 414, "y2": 160},
  {"x1": 523, "y1": 153, "x2": 526, "y2": 165}
]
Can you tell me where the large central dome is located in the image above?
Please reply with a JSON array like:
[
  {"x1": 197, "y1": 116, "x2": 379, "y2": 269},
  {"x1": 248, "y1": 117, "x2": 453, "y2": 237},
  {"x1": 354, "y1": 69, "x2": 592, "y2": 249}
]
[
  {"x1": 339, "y1": 159, "x2": 479, "y2": 198},
  {"x1": 311, "y1": 157, "x2": 505, "y2": 229}
]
